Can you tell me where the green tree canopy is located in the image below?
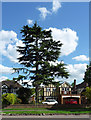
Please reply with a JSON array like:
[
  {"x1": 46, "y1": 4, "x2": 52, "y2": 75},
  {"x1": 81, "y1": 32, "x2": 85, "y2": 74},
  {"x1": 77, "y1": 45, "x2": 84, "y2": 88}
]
[
  {"x1": 83, "y1": 87, "x2": 91, "y2": 104},
  {"x1": 13, "y1": 22, "x2": 69, "y2": 103},
  {"x1": 83, "y1": 62, "x2": 91, "y2": 87},
  {"x1": 16, "y1": 87, "x2": 32, "y2": 104},
  {"x1": 71, "y1": 82, "x2": 74, "y2": 87}
]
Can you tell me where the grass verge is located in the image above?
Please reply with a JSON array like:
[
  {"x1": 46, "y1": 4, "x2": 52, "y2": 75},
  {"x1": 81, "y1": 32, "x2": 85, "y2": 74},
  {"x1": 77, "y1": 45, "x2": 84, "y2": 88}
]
[
  {"x1": 2, "y1": 107, "x2": 91, "y2": 111},
  {"x1": 2, "y1": 110, "x2": 91, "y2": 115},
  {"x1": 2, "y1": 107, "x2": 91, "y2": 115}
]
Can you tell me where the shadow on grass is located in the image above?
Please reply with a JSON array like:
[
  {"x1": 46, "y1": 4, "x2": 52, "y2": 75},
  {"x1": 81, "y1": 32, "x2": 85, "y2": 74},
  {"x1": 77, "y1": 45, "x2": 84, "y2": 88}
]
[{"x1": 47, "y1": 104, "x2": 91, "y2": 112}]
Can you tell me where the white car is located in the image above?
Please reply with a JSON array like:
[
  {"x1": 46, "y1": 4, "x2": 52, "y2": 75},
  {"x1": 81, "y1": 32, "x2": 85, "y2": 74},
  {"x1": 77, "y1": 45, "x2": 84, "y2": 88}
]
[{"x1": 42, "y1": 99, "x2": 58, "y2": 105}]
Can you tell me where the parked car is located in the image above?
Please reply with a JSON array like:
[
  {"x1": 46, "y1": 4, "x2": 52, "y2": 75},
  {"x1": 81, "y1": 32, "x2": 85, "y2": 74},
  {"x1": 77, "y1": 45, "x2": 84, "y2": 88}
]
[
  {"x1": 65, "y1": 99, "x2": 77, "y2": 104},
  {"x1": 42, "y1": 99, "x2": 58, "y2": 105}
]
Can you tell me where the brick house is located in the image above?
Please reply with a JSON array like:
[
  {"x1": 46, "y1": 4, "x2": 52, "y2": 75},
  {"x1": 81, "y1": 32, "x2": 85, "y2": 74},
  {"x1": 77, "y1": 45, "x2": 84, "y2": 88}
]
[{"x1": 72, "y1": 80, "x2": 88, "y2": 104}]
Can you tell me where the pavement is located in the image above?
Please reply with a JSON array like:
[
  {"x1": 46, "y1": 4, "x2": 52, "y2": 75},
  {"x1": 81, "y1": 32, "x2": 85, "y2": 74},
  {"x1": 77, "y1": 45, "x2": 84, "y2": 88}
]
[
  {"x1": 1, "y1": 118, "x2": 91, "y2": 120},
  {"x1": 1, "y1": 114, "x2": 91, "y2": 120},
  {"x1": 2, "y1": 114, "x2": 91, "y2": 118}
]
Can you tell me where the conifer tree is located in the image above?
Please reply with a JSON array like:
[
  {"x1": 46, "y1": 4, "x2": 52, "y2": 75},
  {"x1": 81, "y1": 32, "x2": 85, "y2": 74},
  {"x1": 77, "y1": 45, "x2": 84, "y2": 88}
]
[
  {"x1": 14, "y1": 22, "x2": 69, "y2": 103},
  {"x1": 84, "y1": 62, "x2": 91, "y2": 87}
]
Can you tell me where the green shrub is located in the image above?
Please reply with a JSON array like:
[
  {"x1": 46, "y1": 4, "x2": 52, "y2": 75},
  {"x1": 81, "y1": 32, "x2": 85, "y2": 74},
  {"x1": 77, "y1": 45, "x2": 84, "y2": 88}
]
[
  {"x1": 2, "y1": 94, "x2": 10, "y2": 107},
  {"x1": 2, "y1": 93, "x2": 22, "y2": 107},
  {"x1": 83, "y1": 87, "x2": 91, "y2": 104},
  {"x1": 15, "y1": 98, "x2": 22, "y2": 104},
  {"x1": 6, "y1": 93, "x2": 17, "y2": 105}
]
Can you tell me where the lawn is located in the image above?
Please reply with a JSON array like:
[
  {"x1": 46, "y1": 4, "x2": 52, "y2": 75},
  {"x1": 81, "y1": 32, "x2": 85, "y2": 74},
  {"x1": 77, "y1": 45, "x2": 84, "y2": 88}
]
[
  {"x1": 1, "y1": 107, "x2": 91, "y2": 115},
  {"x1": 2, "y1": 110, "x2": 91, "y2": 115}
]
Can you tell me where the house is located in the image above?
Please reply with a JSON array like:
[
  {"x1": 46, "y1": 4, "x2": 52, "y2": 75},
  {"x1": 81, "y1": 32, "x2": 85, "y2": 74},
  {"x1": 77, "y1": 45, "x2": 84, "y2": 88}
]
[
  {"x1": 72, "y1": 80, "x2": 88, "y2": 104},
  {"x1": 1, "y1": 80, "x2": 23, "y2": 94},
  {"x1": 75, "y1": 81, "x2": 88, "y2": 94},
  {"x1": 40, "y1": 81, "x2": 81, "y2": 104},
  {"x1": 72, "y1": 79, "x2": 88, "y2": 94},
  {"x1": 58, "y1": 81, "x2": 81, "y2": 104},
  {"x1": 42, "y1": 83, "x2": 58, "y2": 101},
  {"x1": 59, "y1": 82, "x2": 71, "y2": 95}
]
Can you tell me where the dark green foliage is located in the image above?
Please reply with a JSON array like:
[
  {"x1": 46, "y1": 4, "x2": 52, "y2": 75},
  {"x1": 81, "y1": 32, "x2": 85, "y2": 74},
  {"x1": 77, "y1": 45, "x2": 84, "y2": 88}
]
[
  {"x1": 30, "y1": 88, "x2": 35, "y2": 95},
  {"x1": 71, "y1": 82, "x2": 74, "y2": 87},
  {"x1": 2, "y1": 94, "x2": 10, "y2": 108},
  {"x1": 5, "y1": 79, "x2": 11, "y2": 81},
  {"x1": 2, "y1": 93, "x2": 21, "y2": 108},
  {"x1": 84, "y1": 62, "x2": 91, "y2": 87},
  {"x1": 16, "y1": 87, "x2": 32, "y2": 104},
  {"x1": 83, "y1": 87, "x2": 91, "y2": 104},
  {"x1": 15, "y1": 98, "x2": 22, "y2": 104},
  {"x1": 13, "y1": 22, "x2": 69, "y2": 103}
]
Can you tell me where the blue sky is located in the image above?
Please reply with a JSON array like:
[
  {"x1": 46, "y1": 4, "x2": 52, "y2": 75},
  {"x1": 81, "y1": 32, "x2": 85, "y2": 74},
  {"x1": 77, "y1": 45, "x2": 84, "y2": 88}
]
[{"x1": 1, "y1": 1, "x2": 89, "y2": 85}]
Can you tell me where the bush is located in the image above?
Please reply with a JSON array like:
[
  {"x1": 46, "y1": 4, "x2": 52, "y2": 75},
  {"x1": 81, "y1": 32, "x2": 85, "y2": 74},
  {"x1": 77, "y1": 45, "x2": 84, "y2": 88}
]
[
  {"x1": 2, "y1": 93, "x2": 22, "y2": 107},
  {"x1": 6, "y1": 93, "x2": 17, "y2": 105},
  {"x1": 2, "y1": 94, "x2": 10, "y2": 107},
  {"x1": 15, "y1": 98, "x2": 22, "y2": 104}
]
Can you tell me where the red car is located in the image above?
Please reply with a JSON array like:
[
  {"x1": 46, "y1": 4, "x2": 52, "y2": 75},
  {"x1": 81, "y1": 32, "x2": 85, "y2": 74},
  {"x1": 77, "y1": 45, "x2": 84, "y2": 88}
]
[{"x1": 65, "y1": 99, "x2": 77, "y2": 104}]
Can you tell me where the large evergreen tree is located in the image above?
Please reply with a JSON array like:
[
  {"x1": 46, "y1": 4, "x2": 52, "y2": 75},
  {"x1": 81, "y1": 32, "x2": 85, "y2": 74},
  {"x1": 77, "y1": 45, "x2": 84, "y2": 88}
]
[
  {"x1": 13, "y1": 23, "x2": 69, "y2": 103},
  {"x1": 84, "y1": 62, "x2": 91, "y2": 87}
]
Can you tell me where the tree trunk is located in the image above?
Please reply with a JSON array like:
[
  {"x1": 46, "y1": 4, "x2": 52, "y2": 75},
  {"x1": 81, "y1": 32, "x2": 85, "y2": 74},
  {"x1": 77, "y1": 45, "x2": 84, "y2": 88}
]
[
  {"x1": 35, "y1": 38, "x2": 39, "y2": 104},
  {"x1": 35, "y1": 85, "x2": 39, "y2": 104}
]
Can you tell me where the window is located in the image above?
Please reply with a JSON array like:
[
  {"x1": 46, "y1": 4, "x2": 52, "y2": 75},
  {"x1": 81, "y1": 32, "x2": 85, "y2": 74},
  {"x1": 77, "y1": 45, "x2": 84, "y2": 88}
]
[
  {"x1": 62, "y1": 87, "x2": 69, "y2": 91},
  {"x1": 66, "y1": 88, "x2": 69, "y2": 91},
  {"x1": 2, "y1": 85, "x2": 8, "y2": 88},
  {"x1": 53, "y1": 88, "x2": 56, "y2": 92},
  {"x1": 62, "y1": 88, "x2": 65, "y2": 91},
  {"x1": 2, "y1": 89, "x2": 7, "y2": 94},
  {"x1": 46, "y1": 88, "x2": 50, "y2": 92}
]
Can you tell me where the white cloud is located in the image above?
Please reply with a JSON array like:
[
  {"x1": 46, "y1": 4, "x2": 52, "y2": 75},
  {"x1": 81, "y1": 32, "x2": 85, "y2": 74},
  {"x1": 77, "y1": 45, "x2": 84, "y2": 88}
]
[
  {"x1": 0, "y1": 76, "x2": 8, "y2": 82},
  {"x1": 49, "y1": 60, "x2": 64, "y2": 66},
  {"x1": 38, "y1": 7, "x2": 51, "y2": 19},
  {"x1": 27, "y1": 19, "x2": 33, "y2": 25},
  {"x1": 19, "y1": 80, "x2": 33, "y2": 88},
  {"x1": 47, "y1": 27, "x2": 78, "y2": 56},
  {"x1": 72, "y1": 55, "x2": 89, "y2": 61},
  {"x1": 0, "y1": 64, "x2": 14, "y2": 74},
  {"x1": 37, "y1": 0, "x2": 61, "y2": 20},
  {"x1": 62, "y1": 63, "x2": 87, "y2": 84},
  {"x1": 0, "y1": 28, "x2": 78, "y2": 64},
  {"x1": 0, "y1": 30, "x2": 24, "y2": 63},
  {"x1": 49, "y1": 61, "x2": 87, "y2": 84},
  {"x1": 53, "y1": 63, "x2": 87, "y2": 84},
  {"x1": 52, "y1": 0, "x2": 61, "y2": 13}
]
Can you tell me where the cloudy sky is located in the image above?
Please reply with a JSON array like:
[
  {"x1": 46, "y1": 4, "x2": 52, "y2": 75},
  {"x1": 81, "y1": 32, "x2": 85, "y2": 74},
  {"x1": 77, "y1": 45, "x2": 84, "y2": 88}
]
[{"x1": 1, "y1": 1, "x2": 89, "y2": 85}]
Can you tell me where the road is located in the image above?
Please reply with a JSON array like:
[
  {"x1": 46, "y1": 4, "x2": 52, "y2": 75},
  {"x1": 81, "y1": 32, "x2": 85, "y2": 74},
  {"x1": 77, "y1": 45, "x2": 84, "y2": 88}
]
[
  {"x1": 1, "y1": 118, "x2": 90, "y2": 120},
  {"x1": 1, "y1": 115, "x2": 91, "y2": 120}
]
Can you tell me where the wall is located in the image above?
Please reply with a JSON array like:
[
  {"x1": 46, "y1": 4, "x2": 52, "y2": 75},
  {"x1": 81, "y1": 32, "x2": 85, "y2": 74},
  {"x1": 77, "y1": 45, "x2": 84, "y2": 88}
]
[{"x1": 4, "y1": 104, "x2": 91, "y2": 109}]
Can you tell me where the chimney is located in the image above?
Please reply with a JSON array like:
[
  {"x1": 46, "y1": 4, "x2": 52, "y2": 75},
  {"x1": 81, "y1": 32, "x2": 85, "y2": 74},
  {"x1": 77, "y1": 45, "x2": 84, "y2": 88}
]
[{"x1": 74, "y1": 79, "x2": 76, "y2": 89}]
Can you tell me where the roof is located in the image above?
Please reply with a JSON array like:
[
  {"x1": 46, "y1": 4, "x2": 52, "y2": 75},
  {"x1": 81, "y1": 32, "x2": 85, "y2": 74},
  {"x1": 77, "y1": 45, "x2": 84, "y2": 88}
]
[
  {"x1": 76, "y1": 81, "x2": 87, "y2": 89},
  {"x1": 59, "y1": 81, "x2": 71, "y2": 87},
  {"x1": 2, "y1": 80, "x2": 23, "y2": 88}
]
